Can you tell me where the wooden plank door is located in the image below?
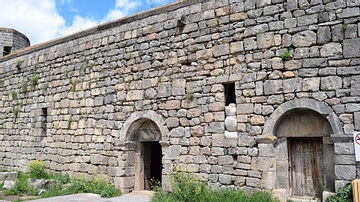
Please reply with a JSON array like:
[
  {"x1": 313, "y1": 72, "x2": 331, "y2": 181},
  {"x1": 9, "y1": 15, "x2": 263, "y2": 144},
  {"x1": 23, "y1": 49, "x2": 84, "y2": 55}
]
[{"x1": 289, "y1": 138, "x2": 323, "y2": 197}]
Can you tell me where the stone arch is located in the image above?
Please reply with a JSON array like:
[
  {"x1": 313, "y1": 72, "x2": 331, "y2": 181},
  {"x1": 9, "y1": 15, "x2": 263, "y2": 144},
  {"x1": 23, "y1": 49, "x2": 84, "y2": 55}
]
[
  {"x1": 262, "y1": 98, "x2": 343, "y2": 138},
  {"x1": 261, "y1": 99, "x2": 343, "y2": 200},
  {"x1": 120, "y1": 110, "x2": 169, "y2": 142},
  {"x1": 119, "y1": 110, "x2": 169, "y2": 192}
]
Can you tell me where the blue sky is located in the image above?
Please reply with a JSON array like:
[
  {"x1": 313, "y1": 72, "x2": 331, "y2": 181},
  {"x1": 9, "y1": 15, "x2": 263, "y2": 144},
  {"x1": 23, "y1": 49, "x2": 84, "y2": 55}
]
[{"x1": 0, "y1": 0, "x2": 176, "y2": 45}]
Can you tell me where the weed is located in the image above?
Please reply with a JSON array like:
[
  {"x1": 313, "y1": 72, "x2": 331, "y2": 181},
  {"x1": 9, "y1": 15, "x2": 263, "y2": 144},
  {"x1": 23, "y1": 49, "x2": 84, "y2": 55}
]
[
  {"x1": 186, "y1": 84, "x2": 194, "y2": 101},
  {"x1": 67, "y1": 116, "x2": 73, "y2": 129},
  {"x1": 53, "y1": 173, "x2": 70, "y2": 185},
  {"x1": 21, "y1": 82, "x2": 27, "y2": 93},
  {"x1": 341, "y1": 22, "x2": 348, "y2": 33},
  {"x1": 19, "y1": 101, "x2": 24, "y2": 108},
  {"x1": 88, "y1": 63, "x2": 95, "y2": 68},
  {"x1": 43, "y1": 82, "x2": 49, "y2": 90},
  {"x1": 152, "y1": 172, "x2": 281, "y2": 202},
  {"x1": 16, "y1": 60, "x2": 23, "y2": 68},
  {"x1": 64, "y1": 70, "x2": 69, "y2": 78},
  {"x1": 281, "y1": 50, "x2": 291, "y2": 60},
  {"x1": 10, "y1": 91, "x2": 17, "y2": 100},
  {"x1": 133, "y1": 103, "x2": 136, "y2": 110},
  {"x1": 327, "y1": 182, "x2": 352, "y2": 202},
  {"x1": 71, "y1": 80, "x2": 79, "y2": 92},
  {"x1": 29, "y1": 75, "x2": 39, "y2": 85},
  {"x1": 4, "y1": 172, "x2": 37, "y2": 196},
  {"x1": 13, "y1": 107, "x2": 20, "y2": 117},
  {"x1": 79, "y1": 115, "x2": 84, "y2": 120},
  {"x1": 28, "y1": 160, "x2": 48, "y2": 179}
]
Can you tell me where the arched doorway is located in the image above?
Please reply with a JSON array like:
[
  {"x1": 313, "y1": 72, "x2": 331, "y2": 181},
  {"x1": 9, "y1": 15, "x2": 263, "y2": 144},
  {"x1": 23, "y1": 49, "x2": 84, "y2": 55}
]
[
  {"x1": 126, "y1": 118, "x2": 162, "y2": 191},
  {"x1": 261, "y1": 99, "x2": 343, "y2": 200},
  {"x1": 276, "y1": 110, "x2": 334, "y2": 198}
]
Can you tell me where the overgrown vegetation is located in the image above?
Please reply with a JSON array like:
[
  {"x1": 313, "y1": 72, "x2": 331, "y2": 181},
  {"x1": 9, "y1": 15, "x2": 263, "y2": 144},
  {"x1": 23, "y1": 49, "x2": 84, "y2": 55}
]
[
  {"x1": 185, "y1": 84, "x2": 194, "y2": 101},
  {"x1": 2, "y1": 160, "x2": 121, "y2": 199},
  {"x1": 151, "y1": 172, "x2": 281, "y2": 202},
  {"x1": 29, "y1": 75, "x2": 39, "y2": 85},
  {"x1": 281, "y1": 49, "x2": 291, "y2": 60},
  {"x1": 341, "y1": 22, "x2": 348, "y2": 33},
  {"x1": 28, "y1": 160, "x2": 48, "y2": 179},
  {"x1": 327, "y1": 182, "x2": 352, "y2": 202},
  {"x1": 21, "y1": 82, "x2": 27, "y2": 93},
  {"x1": 71, "y1": 80, "x2": 79, "y2": 92},
  {"x1": 15, "y1": 60, "x2": 23, "y2": 68},
  {"x1": 67, "y1": 116, "x2": 73, "y2": 129},
  {"x1": 13, "y1": 107, "x2": 20, "y2": 118},
  {"x1": 10, "y1": 91, "x2": 17, "y2": 100}
]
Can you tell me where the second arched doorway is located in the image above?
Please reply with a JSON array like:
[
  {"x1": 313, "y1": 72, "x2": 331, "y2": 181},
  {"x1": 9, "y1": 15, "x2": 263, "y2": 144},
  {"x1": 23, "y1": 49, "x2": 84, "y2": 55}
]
[{"x1": 126, "y1": 118, "x2": 162, "y2": 191}]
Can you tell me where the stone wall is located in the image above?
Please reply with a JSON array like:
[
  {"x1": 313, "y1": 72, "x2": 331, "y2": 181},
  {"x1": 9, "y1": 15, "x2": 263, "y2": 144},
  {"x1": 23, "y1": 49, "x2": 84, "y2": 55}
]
[
  {"x1": 0, "y1": 28, "x2": 30, "y2": 57},
  {"x1": 0, "y1": 0, "x2": 360, "y2": 200}
]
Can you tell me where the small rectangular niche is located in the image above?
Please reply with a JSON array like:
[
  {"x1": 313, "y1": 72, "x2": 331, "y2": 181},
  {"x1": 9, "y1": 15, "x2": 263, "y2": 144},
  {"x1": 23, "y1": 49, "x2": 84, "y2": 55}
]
[
  {"x1": 42, "y1": 108, "x2": 47, "y2": 122},
  {"x1": 3, "y1": 46, "x2": 11, "y2": 56},
  {"x1": 223, "y1": 83, "x2": 236, "y2": 106}
]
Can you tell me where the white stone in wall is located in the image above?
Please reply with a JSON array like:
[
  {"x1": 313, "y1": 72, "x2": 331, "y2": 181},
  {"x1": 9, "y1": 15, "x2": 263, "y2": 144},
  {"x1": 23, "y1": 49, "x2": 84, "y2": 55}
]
[
  {"x1": 225, "y1": 130, "x2": 238, "y2": 139},
  {"x1": 225, "y1": 103, "x2": 236, "y2": 116},
  {"x1": 225, "y1": 116, "x2": 237, "y2": 132}
]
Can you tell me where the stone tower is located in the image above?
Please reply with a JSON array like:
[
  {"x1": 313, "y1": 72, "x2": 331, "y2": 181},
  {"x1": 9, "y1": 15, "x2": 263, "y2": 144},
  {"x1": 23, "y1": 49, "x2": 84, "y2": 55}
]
[{"x1": 0, "y1": 27, "x2": 30, "y2": 58}]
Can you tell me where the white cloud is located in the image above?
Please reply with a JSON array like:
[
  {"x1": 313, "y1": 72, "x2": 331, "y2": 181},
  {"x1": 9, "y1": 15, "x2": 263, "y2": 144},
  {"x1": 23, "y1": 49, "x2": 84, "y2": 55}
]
[
  {"x1": 0, "y1": 0, "x2": 65, "y2": 45},
  {"x1": 0, "y1": 0, "x2": 174, "y2": 45},
  {"x1": 58, "y1": 15, "x2": 98, "y2": 36}
]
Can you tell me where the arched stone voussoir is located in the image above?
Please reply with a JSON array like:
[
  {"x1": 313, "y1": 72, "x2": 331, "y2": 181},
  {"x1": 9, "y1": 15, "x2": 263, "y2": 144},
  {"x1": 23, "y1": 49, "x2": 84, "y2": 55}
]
[
  {"x1": 120, "y1": 110, "x2": 169, "y2": 141},
  {"x1": 262, "y1": 98, "x2": 344, "y2": 140}
]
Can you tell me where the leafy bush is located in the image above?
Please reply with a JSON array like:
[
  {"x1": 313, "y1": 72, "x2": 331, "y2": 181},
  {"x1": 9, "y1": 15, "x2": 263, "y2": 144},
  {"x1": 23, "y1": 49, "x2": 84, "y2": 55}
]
[
  {"x1": 151, "y1": 172, "x2": 280, "y2": 202},
  {"x1": 28, "y1": 160, "x2": 48, "y2": 179},
  {"x1": 53, "y1": 173, "x2": 70, "y2": 184},
  {"x1": 327, "y1": 182, "x2": 352, "y2": 202},
  {"x1": 65, "y1": 175, "x2": 121, "y2": 198}
]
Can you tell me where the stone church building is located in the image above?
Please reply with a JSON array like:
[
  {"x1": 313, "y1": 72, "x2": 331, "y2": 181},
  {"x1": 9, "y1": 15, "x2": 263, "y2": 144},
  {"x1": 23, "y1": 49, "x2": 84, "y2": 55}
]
[{"x1": 0, "y1": 0, "x2": 360, "y2": 201}]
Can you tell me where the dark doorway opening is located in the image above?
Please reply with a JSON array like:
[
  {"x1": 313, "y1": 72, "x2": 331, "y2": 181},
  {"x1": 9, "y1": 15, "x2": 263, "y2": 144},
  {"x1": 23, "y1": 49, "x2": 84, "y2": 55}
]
[{"x1": 143, "y1": 142, "x2": 162, "y2": 190}]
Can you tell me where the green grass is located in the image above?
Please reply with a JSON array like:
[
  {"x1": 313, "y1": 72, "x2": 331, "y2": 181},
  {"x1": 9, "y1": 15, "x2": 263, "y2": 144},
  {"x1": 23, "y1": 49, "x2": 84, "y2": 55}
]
[
  {"x1": 2, "y1": 160, "x2": 121, "y2": 199},
  {"x1": 151, "y1": 172, "x2": 280, "y2": 202}
]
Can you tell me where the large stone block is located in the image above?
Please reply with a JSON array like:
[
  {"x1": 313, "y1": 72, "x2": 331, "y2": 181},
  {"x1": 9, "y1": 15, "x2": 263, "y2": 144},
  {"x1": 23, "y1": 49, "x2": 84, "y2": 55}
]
[
  {"x1": 344, "y1": 38, "x2": 360, "y2": 58},
  {"x1": 219, "y1": 174, "x2": 232, "y2": 185},
  {"x1": 114, "y1": 176, "x2": 134, "y2": 189},
  {"x1": 225, "y1": 116, "x2": 237, "y2": 131},
  {"x1": 157, "y1": 83, "x2": 171, "y2": 98},
  {"x1": 335, "y1": 165, "x2": 356, "y2": 180},
  {"x1": 320, "y1": 43, "x2": 342, "y2": 57},
  {"x1": 127, "y1": 90, "x2": 143, "y2": 100},
  {"x1": 303, "y1": 78, "x2": 320, "y2": 92},
  {"x1": 264, "y1": 80, "x2": 283, "y2": 95},
  {"x1": 334, "y1": 143, "x2": 354, "y2": 155},
  {"x1": 213, "y1": 44, "x2": 230, "y2": 57},
  {"x1": 218, "y1": 156, "x2": 234, "y2": 165},
  {"x1": 257, "y1": 32, "x2": 274, "y2": 49},
  {"x1": 172, "y1": 79, "x2": 185, "y2": 96},
  {"x1": 292, "y1": 31, "x2": 317, "y2": 47},
  {"x1": 251, "y1": 157, "x2": 275, "y2": 172},
  {"x1": 320, "y1": 76, "x2": 342, "y2": 90},
  {"x1": 335, "y1": 155, "x2": 356, "y2": 165},
  {"x1": 244, "y1": 24, "x2": 268, "y2": 37},
  {"x1": 196, "y1": 49, "x2": 213, "y2": 60},
  {"x1": 317, "y1": 26, "x2": 331, "y2": 44}
]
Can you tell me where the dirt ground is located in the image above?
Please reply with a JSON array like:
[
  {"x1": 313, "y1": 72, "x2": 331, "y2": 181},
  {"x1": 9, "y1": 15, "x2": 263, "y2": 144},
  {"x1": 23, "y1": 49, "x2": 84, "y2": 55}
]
[{"x1": 0, "y1": 190, "x2": 40, "y2": 202}]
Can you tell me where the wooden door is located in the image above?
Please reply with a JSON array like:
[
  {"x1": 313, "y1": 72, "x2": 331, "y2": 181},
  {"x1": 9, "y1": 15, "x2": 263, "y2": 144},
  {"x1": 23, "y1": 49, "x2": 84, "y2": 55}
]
[{"x1": 289, "y1": 138, "x2": 323, "y2": 197}]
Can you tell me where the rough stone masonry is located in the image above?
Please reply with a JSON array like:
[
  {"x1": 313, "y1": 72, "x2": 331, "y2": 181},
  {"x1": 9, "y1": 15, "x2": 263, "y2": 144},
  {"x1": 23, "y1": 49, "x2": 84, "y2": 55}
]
[{"x1": 0, "y1": 0, "x2": 360, "y2": 201}]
